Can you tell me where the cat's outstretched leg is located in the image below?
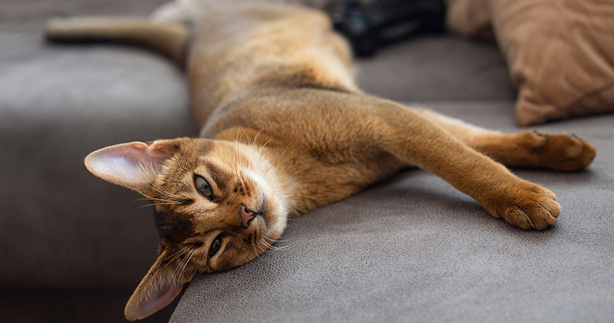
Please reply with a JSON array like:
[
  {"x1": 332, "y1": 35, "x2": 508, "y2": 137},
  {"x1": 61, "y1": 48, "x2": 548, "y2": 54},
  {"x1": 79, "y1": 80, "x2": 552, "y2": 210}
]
[
  {"x1": 45, "y1": 17, "x2": 189, "y2": 65},
  {"x1": 413, "y1": 109, "x2": 596, "y2": 172},
  {"x1": 374, "y1": 103, "x2": 564, "y2": 230}
]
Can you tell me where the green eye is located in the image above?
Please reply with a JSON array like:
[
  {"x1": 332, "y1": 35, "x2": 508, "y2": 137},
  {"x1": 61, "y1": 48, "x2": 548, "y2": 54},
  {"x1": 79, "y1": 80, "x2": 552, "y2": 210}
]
[
  {"x1": 209, "y1": 235, "x2": 223, "y2": 257},
  {"x1": 195, "y1": 176, "x2": 213, "y2": 198}
]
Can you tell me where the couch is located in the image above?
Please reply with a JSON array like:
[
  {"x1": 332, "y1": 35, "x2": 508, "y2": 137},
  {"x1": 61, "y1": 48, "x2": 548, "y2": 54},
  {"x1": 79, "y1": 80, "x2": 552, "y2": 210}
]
[{"x1": 1, "y1": 0, "x2": 612, "y2": 322}]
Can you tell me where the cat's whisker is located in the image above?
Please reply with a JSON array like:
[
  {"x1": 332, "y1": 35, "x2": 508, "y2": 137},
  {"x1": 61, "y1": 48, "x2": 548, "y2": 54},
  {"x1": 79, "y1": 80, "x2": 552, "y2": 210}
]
[
  {"x1": 247, "y1": 128, "x2": 265, "y2": 172},
  {"x1": 171, "y1": 258, "x2": 185, "y2": 282},
  {"x1": 144, "y1": 193, "x2": 180, "y2": 206},
  {"x1": 234, "y1": 126, "x2": 242, "y2": 144},
  {"x1": 263, "y1": 232, "x2": 279, "y2": 243},
  {"x1": 261, "y1": 240, "x2": 291, "y2": 252},
  {"x1": 250, "y1": 231, "x2": 265, "y2": 260},
  {"x1": 136, "y1": 202, "x2": 181, "y2": 209},
  {"x1": 238, "y1": 134, "x2": 247, "y2": 171},
  {"x1": 137, "y1": 195, "x2": 182, "y2": 204},
  {"x1": 255, "y1": 237, "x2": 267, "y2": 255},
  {"x1": 251, "y1": 241, "x2": 262, "y2": 261},
  {"x1": 139, "y1": 192, "x2": 159, "y2": 202},
  {"x1": 263, "y1": 233, "x2": 301, "y2": 251},
  {"x1": 165, "y1": 247, "x2": 189, "y2": 263},
  {"x1": 271, "y1": 241, "x2": 300, "y2": 251},
  {"x1": 172, "y1": 249, "x2": 194, "y2": 282},
  {"x1": 147, "y1": 183, "x2": 184, "y2": 201},
  {"x1": 259, "y1": 139, "x2": 272, "y2": 153},
  {"x1": 259, "y1": 237, "x2": 276, "y2": 251},
  {"x1": 162, "y1": 246, "x2": 190, "y2": 269},
  {"x1": 154, "y1": 199, "x2": 183, "y2": 205},
  {"x1": 135, "y1": 195, "x2": 183, "y2": 209},
  {"x1": 180, "y1": 250, "x2": 194, "y2": 277},
  {"x1": 264, "y1": 237, "x2": 290, "y2": 243},
  {"x1": 256, "y1": 231, "x2": 275, "y2": 254},
  {"x1": 234, "y1": 127, "x2": 243, "y2": 179},
  {"x1": 260, "y1": 236, "x2": 279, "y2": 250},
  {"x1": 251, "y1": 128, "x2": 264, "y2": 151}
]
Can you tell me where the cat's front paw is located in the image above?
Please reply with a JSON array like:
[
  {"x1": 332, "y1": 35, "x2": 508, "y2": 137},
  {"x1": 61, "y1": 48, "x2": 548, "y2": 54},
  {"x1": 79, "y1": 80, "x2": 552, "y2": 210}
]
[
  {"x1": 517, "y1": 131, "x2": 596, "y2": 171},
  {"x1": 484, "y1": 181, "x2": 560, "y2": 230}
]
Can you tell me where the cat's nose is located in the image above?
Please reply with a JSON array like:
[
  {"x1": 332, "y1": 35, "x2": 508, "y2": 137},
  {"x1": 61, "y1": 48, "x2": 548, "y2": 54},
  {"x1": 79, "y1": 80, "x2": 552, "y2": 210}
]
[{"x1": 240, "y1": 205, "x2": 255, "y2": 228}]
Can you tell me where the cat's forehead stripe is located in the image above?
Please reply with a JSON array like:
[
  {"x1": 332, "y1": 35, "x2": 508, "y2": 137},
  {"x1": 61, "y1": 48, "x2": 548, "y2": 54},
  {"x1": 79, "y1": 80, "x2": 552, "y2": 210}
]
[{"x1": 202, "y1": 160, "x2": 232, "y2": 191}]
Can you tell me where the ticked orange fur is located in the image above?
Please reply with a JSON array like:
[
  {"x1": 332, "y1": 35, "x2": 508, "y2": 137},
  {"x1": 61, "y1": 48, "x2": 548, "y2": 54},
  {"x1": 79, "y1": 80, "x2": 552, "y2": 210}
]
[{"x1": 46, "y1": 1, "x2": 595, "y2": 320}]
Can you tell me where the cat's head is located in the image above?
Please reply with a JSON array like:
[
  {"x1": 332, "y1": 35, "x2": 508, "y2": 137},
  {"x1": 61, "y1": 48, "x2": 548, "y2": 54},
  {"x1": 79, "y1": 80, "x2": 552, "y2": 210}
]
[{"x1": 85, "y1": 137, "x2": 289, "y2": 320}]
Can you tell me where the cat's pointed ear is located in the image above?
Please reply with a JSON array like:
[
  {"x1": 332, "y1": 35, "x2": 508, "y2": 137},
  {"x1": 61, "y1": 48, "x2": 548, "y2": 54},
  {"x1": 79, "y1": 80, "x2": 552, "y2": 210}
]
[
  {"x1": 84, "y1": 141, "x2": 178, "y2": 193},
  {"x1": 125, "y1": 249, "x2": 196, "y2": 321}
]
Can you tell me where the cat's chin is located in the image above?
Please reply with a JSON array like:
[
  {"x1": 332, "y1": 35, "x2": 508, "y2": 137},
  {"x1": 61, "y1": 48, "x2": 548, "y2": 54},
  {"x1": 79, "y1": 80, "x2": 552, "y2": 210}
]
[{"x1": 260, "y1": 195, "x2": 288, "y2": 245}]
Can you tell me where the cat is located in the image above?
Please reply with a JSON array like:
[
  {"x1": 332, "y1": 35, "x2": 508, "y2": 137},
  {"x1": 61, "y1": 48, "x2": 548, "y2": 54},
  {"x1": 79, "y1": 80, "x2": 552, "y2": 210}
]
[{"x1": 45, "y1": 1, "x2": 596, "y2": 320}]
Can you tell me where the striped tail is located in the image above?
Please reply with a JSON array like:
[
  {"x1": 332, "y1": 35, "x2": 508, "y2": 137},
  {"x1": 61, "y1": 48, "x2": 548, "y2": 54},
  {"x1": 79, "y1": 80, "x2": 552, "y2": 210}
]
[{"x1": 45, "y1": 17, "x2": 189, "y2": 65}]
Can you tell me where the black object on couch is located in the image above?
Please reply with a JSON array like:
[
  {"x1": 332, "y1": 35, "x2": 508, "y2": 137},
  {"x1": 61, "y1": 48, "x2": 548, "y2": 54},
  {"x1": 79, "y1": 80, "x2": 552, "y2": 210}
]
[{"x1": 332, "y1": 0, "x2": 446, "y2": 56}]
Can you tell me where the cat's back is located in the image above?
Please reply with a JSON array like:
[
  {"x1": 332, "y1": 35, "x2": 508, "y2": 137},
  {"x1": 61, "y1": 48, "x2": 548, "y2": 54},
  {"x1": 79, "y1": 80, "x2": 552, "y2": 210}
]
[{"x1": 186, "y1": 2, "x2": 357, "y2": 127}]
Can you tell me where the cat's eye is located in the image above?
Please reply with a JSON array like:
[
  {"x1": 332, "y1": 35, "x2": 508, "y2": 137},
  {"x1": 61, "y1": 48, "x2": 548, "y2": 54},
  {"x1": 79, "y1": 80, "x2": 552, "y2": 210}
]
[
  {"x1": 209, "y1": 234, "x2": 223, "y2": 258},
  {"x1": 195, "y1": 176, "x2": 213, "y2": 199}
]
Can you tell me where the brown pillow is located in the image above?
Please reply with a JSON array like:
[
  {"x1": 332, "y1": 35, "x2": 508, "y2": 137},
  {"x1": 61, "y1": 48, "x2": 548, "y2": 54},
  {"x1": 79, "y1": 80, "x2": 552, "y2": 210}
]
[{"x1": 446, "y1": 0, "x2": 614, "y2": 126}]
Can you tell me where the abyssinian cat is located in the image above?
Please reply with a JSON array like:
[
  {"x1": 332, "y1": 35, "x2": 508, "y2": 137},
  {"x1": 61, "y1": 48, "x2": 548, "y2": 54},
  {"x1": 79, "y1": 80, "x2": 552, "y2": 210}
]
[{"x1": 46, "y1": 0, "x2": 596, "y2": 320}]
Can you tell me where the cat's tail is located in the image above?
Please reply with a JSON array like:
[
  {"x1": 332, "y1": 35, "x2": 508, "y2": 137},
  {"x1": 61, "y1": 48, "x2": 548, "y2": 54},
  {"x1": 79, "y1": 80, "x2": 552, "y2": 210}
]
[{"x1": 45, "y1": 17, "x2": 189, "y2": 65}]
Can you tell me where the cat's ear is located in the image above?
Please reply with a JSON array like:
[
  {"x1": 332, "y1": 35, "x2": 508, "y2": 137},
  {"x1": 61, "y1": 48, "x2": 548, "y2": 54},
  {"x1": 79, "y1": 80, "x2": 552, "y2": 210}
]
[
  {"x1": 124, "y1": 249, "x2": 196, "y2": 321},
  {"x1": 84, "y1": 141, "x2": 178, "y2": 193}
]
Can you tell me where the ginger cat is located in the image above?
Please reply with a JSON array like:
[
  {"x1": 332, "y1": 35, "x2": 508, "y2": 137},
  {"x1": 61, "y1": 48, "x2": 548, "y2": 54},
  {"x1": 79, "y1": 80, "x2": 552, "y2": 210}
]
[{"x1": 46, "y1": 1, "x2": 596, "y2": 320}]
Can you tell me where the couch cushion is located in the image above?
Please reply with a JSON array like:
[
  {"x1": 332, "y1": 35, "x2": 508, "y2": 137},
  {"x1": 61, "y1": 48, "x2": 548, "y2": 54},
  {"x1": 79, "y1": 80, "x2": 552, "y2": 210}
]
[
  {"x1": 446, "y1": 0, "x2": 614, "y2": 126},
  {"x1": 171, "y1": 101, "x2": 614, "y2": 323}
]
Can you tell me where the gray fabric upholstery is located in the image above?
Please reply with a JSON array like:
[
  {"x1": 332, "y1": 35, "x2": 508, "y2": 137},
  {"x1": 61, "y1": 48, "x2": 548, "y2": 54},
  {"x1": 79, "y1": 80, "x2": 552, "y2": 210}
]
[
  {"x1": 1, "y1": 0, "x2": 613, "y2": 322},
  {"x1": 356, "y1": 39, "x2": 516, "y2": 102}
]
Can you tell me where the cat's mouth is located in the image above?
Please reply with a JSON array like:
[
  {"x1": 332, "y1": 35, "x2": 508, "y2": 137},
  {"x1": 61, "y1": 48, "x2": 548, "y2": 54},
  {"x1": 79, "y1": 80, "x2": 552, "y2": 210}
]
[
  {"x1": 239, "y1": 194, "x2": 269, "y2": 228},
  {"x1": 259, "y1": 193, "x2": 269, "y2": 224}
]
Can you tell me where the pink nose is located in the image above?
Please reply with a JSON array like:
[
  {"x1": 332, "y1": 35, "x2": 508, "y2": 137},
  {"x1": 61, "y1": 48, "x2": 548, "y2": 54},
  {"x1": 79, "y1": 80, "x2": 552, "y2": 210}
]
[{"x1": 240, "y1": 205, "x2": 255, "y2": 228}]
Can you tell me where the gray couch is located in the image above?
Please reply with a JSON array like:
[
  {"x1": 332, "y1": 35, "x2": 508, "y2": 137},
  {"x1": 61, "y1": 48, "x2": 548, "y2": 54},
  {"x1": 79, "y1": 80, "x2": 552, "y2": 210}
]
[{"x1": 2, "y1": 1, "x2": 613, "y2": 322}]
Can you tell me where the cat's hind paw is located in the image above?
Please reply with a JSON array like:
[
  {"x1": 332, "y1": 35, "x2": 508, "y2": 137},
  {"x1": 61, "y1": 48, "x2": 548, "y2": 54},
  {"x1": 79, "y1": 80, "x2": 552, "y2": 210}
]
[{"x1": 518, "y1": 131, "x2": 596, "y2": 172}]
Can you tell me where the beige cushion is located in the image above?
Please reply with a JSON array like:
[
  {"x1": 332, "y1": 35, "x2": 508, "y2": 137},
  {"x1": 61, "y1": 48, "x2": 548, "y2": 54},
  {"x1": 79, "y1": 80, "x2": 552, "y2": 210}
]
[{"x1": 446, "y1": 0, "x2": 614, "y2": 126}]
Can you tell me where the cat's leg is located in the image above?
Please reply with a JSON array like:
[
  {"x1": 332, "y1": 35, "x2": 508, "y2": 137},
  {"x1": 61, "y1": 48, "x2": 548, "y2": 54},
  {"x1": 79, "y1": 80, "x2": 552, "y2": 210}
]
[
  {"x1": 413, "y1": 109, "x2": 596, "y2": 172},
  {"x1": 374, "y1": 103, "x2": 562, "y2": 230},
  {"x1": 46, "y1": 17, "x2": 189, "y2": 64}
]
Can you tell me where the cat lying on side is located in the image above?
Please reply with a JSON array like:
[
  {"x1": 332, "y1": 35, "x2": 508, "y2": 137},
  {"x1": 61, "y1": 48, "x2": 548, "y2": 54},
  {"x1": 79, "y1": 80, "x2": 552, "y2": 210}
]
[{"x1": 46, "y1": 1, "x2": 595, "y2": 320}]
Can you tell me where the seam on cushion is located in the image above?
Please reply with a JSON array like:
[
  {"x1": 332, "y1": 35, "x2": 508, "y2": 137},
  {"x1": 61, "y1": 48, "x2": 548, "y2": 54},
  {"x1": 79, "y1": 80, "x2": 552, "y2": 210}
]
[
  {"x1": 529, "y1": 0, "x2": 564, "y2": 104},
  {"x1": 557, "y1": 15, "x2": 573, "y2": 101},
  {"x1": 565, "y1": 22, "x2": 614, "y2": 65},
  {"x1": 562, "y1": 81, "x2": 614, "y2": 113},
  {"x1": 559, "y1": 20, "x2": 614, "y2": 109},
  {"x1": 558, "y1": 25, "x2": 614, "y2": 108},
  {"x1": 563, "y1": 0, "x2": 614, "y2": 19}
]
